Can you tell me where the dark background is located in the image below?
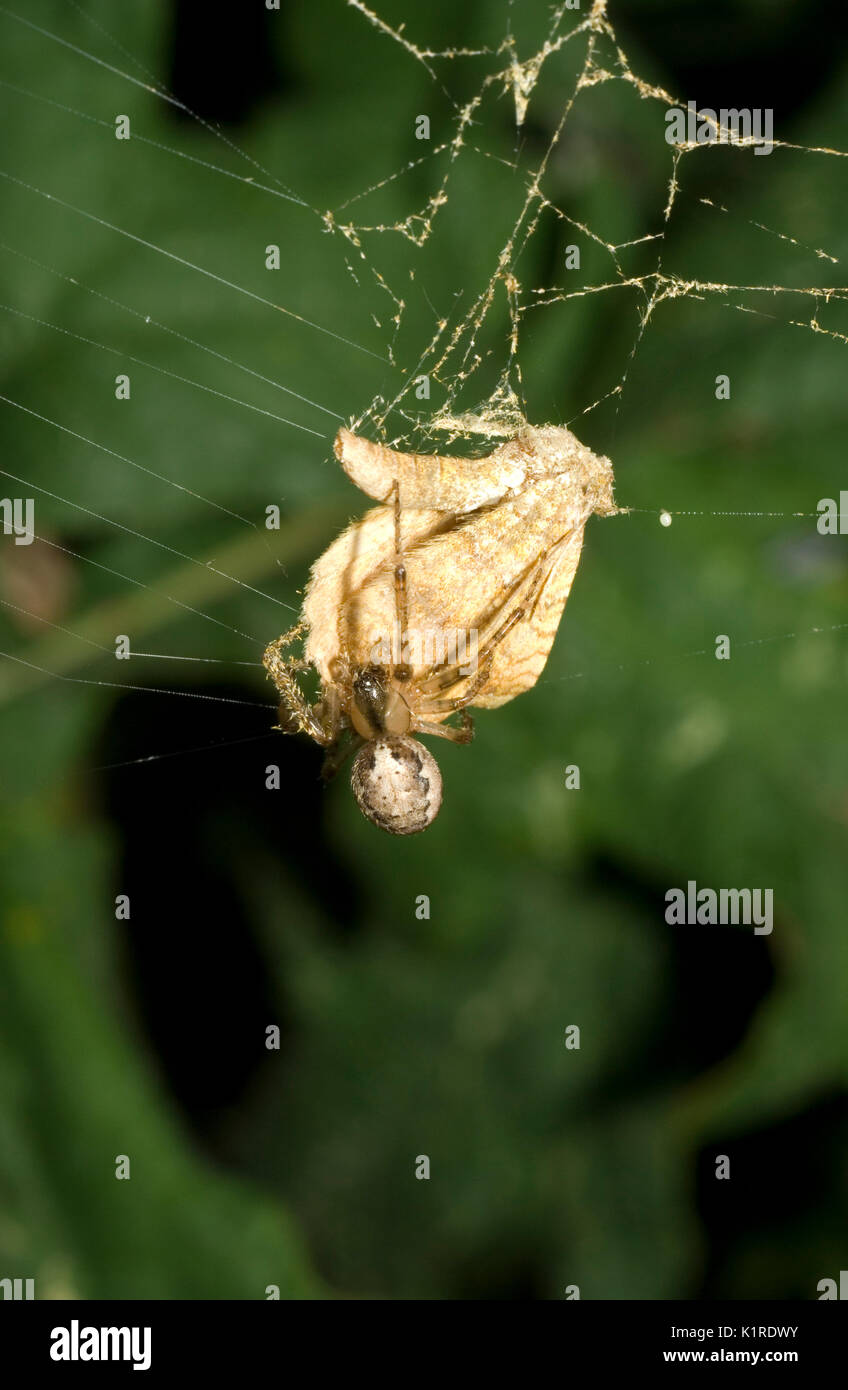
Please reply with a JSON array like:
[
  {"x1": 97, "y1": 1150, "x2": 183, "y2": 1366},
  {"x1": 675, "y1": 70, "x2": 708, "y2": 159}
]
[{"x1": 0, "y1": 0, "x2": 846, "y2": 1299}]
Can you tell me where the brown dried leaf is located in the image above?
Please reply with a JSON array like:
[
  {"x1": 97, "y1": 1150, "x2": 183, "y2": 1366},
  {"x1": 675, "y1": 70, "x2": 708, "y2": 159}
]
[{"x1": 306, "y1": 423, "x2": 618, "y2": 713}]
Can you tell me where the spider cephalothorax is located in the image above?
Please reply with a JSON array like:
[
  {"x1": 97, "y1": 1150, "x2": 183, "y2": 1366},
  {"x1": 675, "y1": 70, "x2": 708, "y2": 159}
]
[
  {"x1": 263, "y1": 421, "x2": 618, "y2": 834},
  {"x1": 349, "y1": 665, "x2": 412, "y2": 738}
]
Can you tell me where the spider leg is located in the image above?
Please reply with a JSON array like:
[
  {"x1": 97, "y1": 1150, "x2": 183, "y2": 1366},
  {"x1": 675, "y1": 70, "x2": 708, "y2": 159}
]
[
  {"x1": 263, "y1": 622, "x2": 334, "y2": 746},
  {"x1": 320, "y1": 732, "x2": 365, "y2": 781},
  {"x1": 417, "y1": 533, "x2": 574, "y2": 714},
  {"x1": 417, "y1": 531, "x2": 574, "y2": 700},
  {"x1": 413, "y1": 713, "x2": 474, "y2": 744},
  {"x1": 420, "y1": 624, "x2": 512, "y2": 714},
  {"x1": 390, "y1": 476, "x2": 410, "y2": 680}
]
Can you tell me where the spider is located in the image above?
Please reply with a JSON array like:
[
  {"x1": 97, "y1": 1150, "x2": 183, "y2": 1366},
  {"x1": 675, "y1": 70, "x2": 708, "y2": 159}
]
[{"x1": 263, "y1": 422, "x2": 617, "y2": 834}]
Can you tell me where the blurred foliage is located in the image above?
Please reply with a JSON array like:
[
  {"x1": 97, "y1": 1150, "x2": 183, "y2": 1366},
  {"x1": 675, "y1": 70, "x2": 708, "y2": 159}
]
[{"x1": 0, "y1": 0, "x2": 846, "y2": 1299}]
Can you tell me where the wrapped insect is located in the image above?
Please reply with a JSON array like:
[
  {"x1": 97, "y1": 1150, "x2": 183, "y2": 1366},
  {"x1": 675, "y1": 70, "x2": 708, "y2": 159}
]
[{"x1": 263, "y1": 421, "x2": 618, "y2": 834}]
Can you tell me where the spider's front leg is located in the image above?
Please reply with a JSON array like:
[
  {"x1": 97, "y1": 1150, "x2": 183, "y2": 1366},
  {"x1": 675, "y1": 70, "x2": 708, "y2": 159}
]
[{"x1": 263, "y1": 623, "x2": 337, "y2": 746}]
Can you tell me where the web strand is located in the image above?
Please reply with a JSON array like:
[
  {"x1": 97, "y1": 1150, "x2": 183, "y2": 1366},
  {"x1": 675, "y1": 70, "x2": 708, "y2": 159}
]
[{"x1": 1, "y1": 0, "x2": 845, "y2": 776}]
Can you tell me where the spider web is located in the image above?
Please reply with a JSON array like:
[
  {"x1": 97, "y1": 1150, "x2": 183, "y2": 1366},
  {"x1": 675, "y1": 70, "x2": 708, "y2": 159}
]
[
  {"x1": 3, "y1": 0, "x2": 848, "y2": 1309},
  {"x1": 0, "y1": 0, "x2": 847, "y2": 765}
]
